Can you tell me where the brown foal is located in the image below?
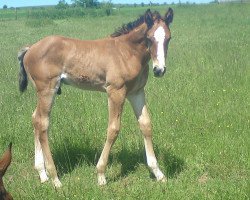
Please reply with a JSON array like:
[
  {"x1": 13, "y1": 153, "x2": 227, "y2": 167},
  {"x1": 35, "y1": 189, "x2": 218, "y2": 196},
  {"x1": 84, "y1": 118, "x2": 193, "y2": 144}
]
[
  {"x1": 18, "y1": 8, "x2": 173, "y2": 187},
  {"x1": 0, "y1": 143, "x2": 13, "y2": 200}
]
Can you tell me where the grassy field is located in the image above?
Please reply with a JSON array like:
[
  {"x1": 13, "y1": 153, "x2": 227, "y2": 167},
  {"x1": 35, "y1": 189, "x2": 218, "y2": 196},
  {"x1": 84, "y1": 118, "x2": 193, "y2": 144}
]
[{"x1": 0, "y1": 3, "x2": 249, "y2": 199}]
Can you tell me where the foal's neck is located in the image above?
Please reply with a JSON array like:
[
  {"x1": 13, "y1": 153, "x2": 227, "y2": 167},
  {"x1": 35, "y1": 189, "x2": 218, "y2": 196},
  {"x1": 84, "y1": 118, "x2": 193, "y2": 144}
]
[
  {"x1": 125, "y1": 23, "x2": 150, "y2": 63},
  {"x1": 126, "y1": 23, "x2": 148, "y2": 44}
]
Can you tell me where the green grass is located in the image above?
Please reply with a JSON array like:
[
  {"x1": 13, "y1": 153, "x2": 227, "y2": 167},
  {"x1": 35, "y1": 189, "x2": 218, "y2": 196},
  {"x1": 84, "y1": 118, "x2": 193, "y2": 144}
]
[
  {"x1": 0, "y1": 6, "x2": 116, "y2": 21},
  {"x1": 0, "y1": 4, "x2": 249, "y2": 199}
]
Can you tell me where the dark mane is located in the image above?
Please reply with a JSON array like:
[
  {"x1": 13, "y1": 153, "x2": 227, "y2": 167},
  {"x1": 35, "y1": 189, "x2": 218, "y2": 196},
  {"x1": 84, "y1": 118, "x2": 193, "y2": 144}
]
[
  {"x1": 152, "y1": 11, "x2": 161, "y2": 21},
  {"x1": 111, "y1": 11, "x2": 162, "y2": 38},
  {"x1": 111, "y1": 14, "x2": 145, "y2": 38}
]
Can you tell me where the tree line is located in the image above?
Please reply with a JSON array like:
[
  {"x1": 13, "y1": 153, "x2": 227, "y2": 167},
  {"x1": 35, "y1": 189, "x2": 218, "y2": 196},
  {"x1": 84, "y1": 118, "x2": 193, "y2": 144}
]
[{"x1": 56, "y1": 0, "x2": 112, "y2": 9}]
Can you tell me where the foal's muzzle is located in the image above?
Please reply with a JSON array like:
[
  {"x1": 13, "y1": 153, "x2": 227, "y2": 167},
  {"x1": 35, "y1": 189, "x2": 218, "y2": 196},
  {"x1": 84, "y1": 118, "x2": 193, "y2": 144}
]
[{"x1": 153, "y1": 66, "x2": 166, "y2": 77}]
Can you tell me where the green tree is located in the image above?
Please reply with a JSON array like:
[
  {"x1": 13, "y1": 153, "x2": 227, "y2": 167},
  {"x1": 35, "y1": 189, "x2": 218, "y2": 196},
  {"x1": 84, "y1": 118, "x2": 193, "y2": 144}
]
[
  {"x1": 102, "y1": 0, "x2": 113, "y2": 16},
  {"x1": 3, "y1": 5, "x2": 7, "y2": 9},
  {"x1": 71, "y1": 0, "x2": 99, "y2": 8},
  {"x1": 56, "y1": 0, "x2": 69, "y2": 9}
]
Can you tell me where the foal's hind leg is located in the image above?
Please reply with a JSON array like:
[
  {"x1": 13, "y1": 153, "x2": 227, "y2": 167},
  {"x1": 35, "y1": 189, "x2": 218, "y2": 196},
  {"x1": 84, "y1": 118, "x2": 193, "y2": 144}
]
[
  {"x1": 128, "y1": 90, "x2": 166, "y2": 182},
  {"x1": 96, "y1": 86, "x2": 126, "y2": 185},
  {"x1": 33, "y1": 111, "x2": 49, "y2": 183},
  {"x1": 32, "y1": 81, "x2": 62, "y2": 188}
]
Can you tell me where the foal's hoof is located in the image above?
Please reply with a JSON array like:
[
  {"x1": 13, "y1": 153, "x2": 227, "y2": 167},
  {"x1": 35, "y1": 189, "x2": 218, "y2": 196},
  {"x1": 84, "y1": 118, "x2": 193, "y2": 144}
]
[
  {"x1": 52, "y1": 178, "x2": 62, "y2": 188},
  {"x1": 157, "y1": 176, "x2": 167, "y2": 183},
  {"x1": 98, "y1": 174, "x2": 107, "y2": 186},
  {"x1": 40, "y1": 176, "x2": 49, "y2": 183},
  {"x1": 39, "y1": 171, "x2": 49, "y2": 183},
  {"x1": 159, "y1": 176, "x2": 167, "y2": 183}
]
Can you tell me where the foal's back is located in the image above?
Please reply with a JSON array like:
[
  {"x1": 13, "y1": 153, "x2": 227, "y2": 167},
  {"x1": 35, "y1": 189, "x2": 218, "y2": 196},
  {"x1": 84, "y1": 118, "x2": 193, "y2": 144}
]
[{"x1": 23, "y1": 35, "x2": 146, "y2": 93}]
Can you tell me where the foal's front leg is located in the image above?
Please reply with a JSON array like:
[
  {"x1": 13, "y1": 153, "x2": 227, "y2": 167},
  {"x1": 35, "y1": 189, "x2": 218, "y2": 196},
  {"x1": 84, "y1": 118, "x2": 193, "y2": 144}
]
[
  {"x1": 96, "y1": 86, "x2": 126, "y2": 185},
  {"x1": 128, "y1": 90, "x2": 166, "y2": 182}
]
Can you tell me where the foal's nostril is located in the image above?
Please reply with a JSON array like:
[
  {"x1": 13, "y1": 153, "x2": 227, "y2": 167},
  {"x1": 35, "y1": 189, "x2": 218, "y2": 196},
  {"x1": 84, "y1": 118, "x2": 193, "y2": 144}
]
[
  {"x1": 153, "y1": 66, "x2": 159, "y2": 73},
  {"x1": 153, "y1": 66, "x2": 163, "y2": 77}
]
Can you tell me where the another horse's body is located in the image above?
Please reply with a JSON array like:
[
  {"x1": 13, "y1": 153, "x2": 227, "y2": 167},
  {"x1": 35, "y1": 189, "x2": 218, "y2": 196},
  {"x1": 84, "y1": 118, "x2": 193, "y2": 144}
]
[
  {"x1": 0, "y1": 143, "x2": 13, "y2": 200},
  {"x1": 18, "y1": 9, "x2": 173, "y2": 187}
]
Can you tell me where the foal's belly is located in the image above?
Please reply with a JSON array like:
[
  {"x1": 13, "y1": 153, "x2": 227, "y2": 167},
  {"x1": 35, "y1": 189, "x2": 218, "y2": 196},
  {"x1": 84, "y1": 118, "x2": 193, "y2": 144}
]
[{"x1": 60, "y1": 72, "x2": 107, "y2": 92}]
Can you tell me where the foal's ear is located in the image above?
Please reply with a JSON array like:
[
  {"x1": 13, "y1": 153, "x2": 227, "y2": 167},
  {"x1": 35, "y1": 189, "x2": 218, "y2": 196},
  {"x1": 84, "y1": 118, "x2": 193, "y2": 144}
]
[
  {"x1": 164, "y1": 8, "x2": 174, "y2": 25},
  {"x1": 144, "y1": 9, "x2": 154, "y2": 29},
  {"x1": 0, "y1": 143, "x2": 12, "y2": 176}
]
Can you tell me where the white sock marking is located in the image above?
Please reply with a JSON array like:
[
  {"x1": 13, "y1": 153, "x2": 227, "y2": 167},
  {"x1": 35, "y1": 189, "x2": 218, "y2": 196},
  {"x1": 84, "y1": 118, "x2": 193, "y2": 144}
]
[{"x1": 34, "y1": 134, "x2": 49, "y2": 182}]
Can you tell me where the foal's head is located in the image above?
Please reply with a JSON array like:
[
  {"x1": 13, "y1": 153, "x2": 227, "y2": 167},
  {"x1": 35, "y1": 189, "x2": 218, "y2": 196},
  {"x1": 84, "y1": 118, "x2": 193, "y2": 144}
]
[{"x1": 145, "y1": 8, "x2": 173, "y2": 77}]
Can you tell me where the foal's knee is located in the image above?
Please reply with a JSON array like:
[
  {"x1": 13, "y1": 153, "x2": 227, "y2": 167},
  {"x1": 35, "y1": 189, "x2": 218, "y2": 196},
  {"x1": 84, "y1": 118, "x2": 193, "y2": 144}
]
[
  {"x1": 32, "y1": 111, "x2": 49, "y2": 133},
  {"x1": 138, "y1": 117, "x2": 152, "y2": 137}
]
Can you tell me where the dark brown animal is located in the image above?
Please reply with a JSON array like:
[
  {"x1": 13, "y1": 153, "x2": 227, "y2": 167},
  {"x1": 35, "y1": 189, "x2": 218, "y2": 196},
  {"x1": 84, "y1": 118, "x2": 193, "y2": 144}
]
[
  {"x1": 18, "y1": 8, "x2": 173, "y2": 187},
  {"x1": 0, "y1": 143, "x2": 13, "y2": 200}
]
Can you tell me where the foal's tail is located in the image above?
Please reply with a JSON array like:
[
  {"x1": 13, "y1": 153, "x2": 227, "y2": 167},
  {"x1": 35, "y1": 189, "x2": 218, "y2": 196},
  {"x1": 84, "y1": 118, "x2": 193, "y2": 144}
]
[{"x1": 18, "y1": 47, "x2": 29, "y2": 92}]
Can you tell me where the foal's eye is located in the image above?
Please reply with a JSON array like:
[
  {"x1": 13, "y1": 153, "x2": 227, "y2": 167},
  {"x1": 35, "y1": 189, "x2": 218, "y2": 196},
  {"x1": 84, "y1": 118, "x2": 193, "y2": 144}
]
[{"x1": 164, "y1": 37, "x2": 171, "y2": 45}]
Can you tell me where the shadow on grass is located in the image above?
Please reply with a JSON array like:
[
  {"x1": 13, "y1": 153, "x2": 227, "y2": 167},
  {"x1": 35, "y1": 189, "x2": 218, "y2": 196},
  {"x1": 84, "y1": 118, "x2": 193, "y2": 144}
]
[
  {"x1": 53, "y1": 138, "x2": 99, "y2": 177},
  {"x1": 53, "y1": 138, "x2": 185, "y2": 180},
  {"x1": 160, "y1": 149, "x2": 186, "y2": 179}
]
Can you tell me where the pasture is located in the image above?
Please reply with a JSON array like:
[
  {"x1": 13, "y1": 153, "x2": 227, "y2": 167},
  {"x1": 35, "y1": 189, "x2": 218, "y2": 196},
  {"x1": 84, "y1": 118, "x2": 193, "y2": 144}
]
[{"x1": 0, "y1": 3, "x2": 249, "y2": 199}]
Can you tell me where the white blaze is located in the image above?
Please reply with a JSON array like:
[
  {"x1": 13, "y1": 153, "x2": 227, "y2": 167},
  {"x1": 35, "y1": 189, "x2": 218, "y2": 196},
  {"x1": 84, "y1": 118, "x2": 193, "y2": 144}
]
[{"x1": 154, "y1": 26, "x2": 166, "y2": 68}]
